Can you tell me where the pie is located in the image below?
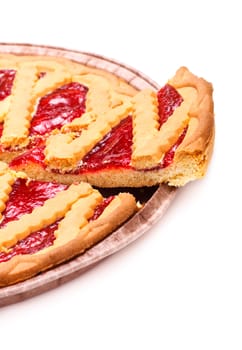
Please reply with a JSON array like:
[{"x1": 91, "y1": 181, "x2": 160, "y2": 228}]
[
  {"x1": 0, "y1": 52, "x2": 214, "y2": 287},
  {"x1": 0, "y1": 54, "x2": 215, "y2": 188},
  {"x1": 0, "y1": 161, "x2": 137, "y2": 286}
]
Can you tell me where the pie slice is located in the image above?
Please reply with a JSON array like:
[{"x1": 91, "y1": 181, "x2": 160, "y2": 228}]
[
  {"x1": 0, "y1": 162, "x2": 137, "y2": 286},
  {"x1": 0, "y1": 54, "x2": 214, "y2": 188}
]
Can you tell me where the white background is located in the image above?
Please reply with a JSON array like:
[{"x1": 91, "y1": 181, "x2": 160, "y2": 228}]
[{"x1": 0, "y1": 1, "x2": 241, "y2": 349}]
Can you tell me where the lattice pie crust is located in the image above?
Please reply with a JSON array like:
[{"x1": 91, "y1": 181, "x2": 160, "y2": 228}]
[
  {"x1": 0, "y1": 54, "x2": 214, "y2": 187},
  {"x1": 0, "y1": 53, "x2": 214, "y2": 286}
]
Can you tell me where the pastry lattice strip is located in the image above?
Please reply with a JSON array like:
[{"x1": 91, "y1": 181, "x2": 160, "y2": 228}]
[
  {"x1": 0, "y1": 65, "x2": 38, "y2": 148},
  {"x1": 45, "y1": 100, "x2": 133, "y2": 169},
  {"x1": 28, "y1": 59, "x2": 72, "y2": 98},
  {"x1": 43, "y1": 190, "x2": 103, "y2": 248},
  {"x1": 131, "y1": 86, "x2": 197, "y2": 168},
  {"x1": 0, "y1": 182, "x2": 93, "y2": 250}
]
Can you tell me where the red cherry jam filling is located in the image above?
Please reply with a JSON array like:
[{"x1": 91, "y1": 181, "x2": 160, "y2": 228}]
[
  {"x1": 0, "y1": 70, "x2": 16, "y2": 139},
  {"x1": 158, "y1": 84, "x2": 183, "y2": 126},
  {"x1": 0, "y1": 69, "x2": 88, "y2": 138},
  {"x1": 30, "y1": 82, "x2": 87, "y2": 135},
  {"x1": 90, "y1": 196, "x2": 114, "y2": 221},
  {"x1": 10, "y1": 84, "x2": 186, "y2": 172},
  {"x1": 0, "y1": 69, "x2": 16, "y2": 101},
  {"x1": 161, "y1": 126, "x2": 188, "y2": 168},
  {"x1": 0, "y1": 179, "x2": 113, "y2": 263},
  {"x1": 80, "y1": 116, "x2": 133, "y2": 172}
]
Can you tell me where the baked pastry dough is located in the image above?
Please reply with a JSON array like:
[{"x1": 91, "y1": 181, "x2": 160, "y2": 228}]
[
  {"x1": 0, "y1": 54, "x2": 214, "y2": 187},
  {"x1": 0, "y1": 52, "x2": 215, "y2": 286},
  {"x1": 0, "y1": 162, "x2": 137, "y2": 286}
]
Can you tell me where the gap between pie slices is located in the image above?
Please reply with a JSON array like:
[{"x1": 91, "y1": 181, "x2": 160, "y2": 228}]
[{"x1": 0, "y1": 54, "x2": 215, "y2": 188}]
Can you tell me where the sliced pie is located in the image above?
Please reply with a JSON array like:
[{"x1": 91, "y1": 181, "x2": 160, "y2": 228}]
[
  {"x1": 0, "y1": 54, "x2": 214, "y2": 187},
  {"x1": 0, "y1": 162, "x2": 137, "y2": 286}
]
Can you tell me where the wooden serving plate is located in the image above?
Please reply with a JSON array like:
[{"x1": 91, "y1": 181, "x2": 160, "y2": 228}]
[{"x1": 0, "y1": 43, "x2": 178, "y2": 306}]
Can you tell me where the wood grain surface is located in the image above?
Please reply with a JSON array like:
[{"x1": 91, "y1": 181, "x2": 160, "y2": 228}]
[{"x1": 0, "y1": 43, "x2": 178, "y2": 307}]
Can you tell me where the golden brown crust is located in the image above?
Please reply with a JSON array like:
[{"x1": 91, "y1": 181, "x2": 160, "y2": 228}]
[
  {"x1": 169, "y1": 67, "x2": 214, "y2": 155},
  {"x1": 10, "y1": 156, "x2": 208, "y2": 188}
]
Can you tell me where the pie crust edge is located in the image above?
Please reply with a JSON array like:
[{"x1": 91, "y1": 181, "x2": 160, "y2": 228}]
[{"x1": 0, "y1": 189, "x2": 137, "y2": 287}]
